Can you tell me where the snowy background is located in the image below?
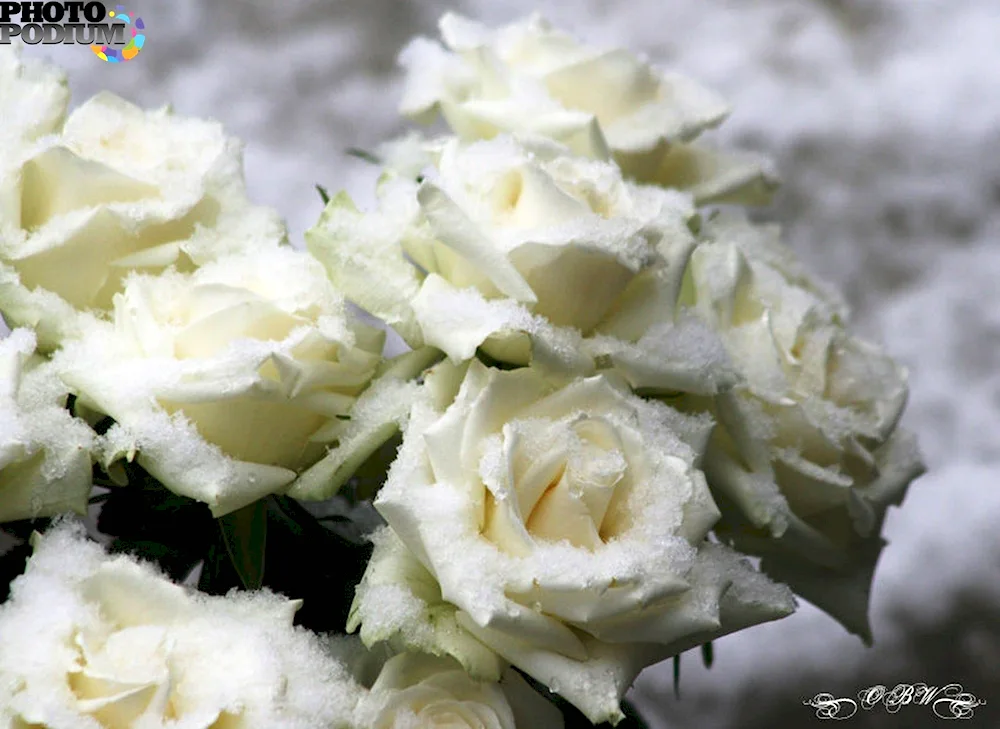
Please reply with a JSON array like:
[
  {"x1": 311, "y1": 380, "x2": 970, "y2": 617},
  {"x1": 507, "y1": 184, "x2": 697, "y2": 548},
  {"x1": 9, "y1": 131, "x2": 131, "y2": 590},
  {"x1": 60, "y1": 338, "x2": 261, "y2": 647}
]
[{"x1": 22, "y1": 1, "x2": 1000, "y2": 726}]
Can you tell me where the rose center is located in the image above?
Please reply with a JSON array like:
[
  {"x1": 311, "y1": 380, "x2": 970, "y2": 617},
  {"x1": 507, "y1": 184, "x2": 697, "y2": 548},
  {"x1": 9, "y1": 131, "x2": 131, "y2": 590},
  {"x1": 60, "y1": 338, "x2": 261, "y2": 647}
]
[
  {"x1": 69, "y1": 626, "x2": 169, "y2": 728},
  {"x1": 482, "y1": 415, "x2": 630, "y2": 553}
]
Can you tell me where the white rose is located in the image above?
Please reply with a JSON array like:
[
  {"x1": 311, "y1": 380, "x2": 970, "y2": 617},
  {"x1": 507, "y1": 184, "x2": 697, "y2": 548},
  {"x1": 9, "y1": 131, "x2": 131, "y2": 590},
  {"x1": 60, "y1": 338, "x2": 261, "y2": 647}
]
[
  {"x1": 398, "y1": 13, "x2": 777, "y2": 204},
  {"x1": 0, "y1": 328, "x2": 94, "y2": 523},
  {"x1": 349, "y1": 360, "x2": 795, "y2": 724},
  {"x1": 309, "y1": 135, "x2": 735, "y2": 395},
  {"x1": 681, "y1": 213, "x2": 925, "y2": 639},
  {"x1": 0, "y1": 52, "x2": 283, "y2": 350},
  {"x1": 54, "y1": 246, "x2": 391, "y2": 516},
  {"x1": 0, "y1": 522, "x2": 361, "y2": 728},
  {"x1": 356, "y1": 652, "x2": 562, "y2": 729},
  {"x1": 0, "y1": 46, "x2": 68, "y2": 147}
]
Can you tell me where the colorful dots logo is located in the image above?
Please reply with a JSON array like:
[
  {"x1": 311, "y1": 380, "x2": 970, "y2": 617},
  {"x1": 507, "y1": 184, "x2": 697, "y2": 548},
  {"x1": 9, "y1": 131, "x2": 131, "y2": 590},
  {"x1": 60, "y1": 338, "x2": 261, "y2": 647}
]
[{"x1": 91, "y1": 4, "x2": 145, "y2": 63}]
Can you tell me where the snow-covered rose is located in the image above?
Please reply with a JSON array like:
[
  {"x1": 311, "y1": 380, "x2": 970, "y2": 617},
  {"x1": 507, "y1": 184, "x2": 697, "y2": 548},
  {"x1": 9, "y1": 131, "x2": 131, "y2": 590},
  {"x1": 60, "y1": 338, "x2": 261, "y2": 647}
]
[
  {"x1": 398, "y1": 13, "x2": 776, "y2": 204},
  {"x1": 350, "y1": 360, "x2": 795, "y2": 724},
  {"x1": 54, "y1": 246, "x2": 388, "y2": 516},
  {"x1": 681, "y1": 213, "x2": 925, "y2": 639},
  {"x1": 309, "y1": 135, "x2": 734, "y2": 395},
  {"x1": 0, "y1": 522, "x2": 360, "y2": 728},
  {"x1": 0, "y1": 329, "x2": 93, "y2": 523},
  {"x1": 0, "y1": 48, "x2": 283, "y2": 350},
  {"x1": 0, "y1": 46, "x2": 68, "y2": 147},
  {"x1": 355, "y1": 652, "x2": 561, "y2": 729}
]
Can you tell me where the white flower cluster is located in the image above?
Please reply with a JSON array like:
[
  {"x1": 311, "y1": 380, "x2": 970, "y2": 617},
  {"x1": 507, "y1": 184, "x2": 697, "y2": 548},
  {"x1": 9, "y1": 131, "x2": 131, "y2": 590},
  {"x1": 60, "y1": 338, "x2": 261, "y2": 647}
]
[
  {"x1": 0, "y1": 523, "x2": 361, "y2": 729},
  {"x1": 314, "y1": 13, "x2": 923, "y2": 723},
  {"x1": 398, "y1": 13, "x2": 777, "y2": 205},
  {"x1": 0, "y1": 12, "x2": 924, "y2": 729},
  {"x1": 0, "y1": 45, "x2": 429, "y2": 519},
  {"x1": 0, "y1": 48, "x2": 284, "y2": 351}
]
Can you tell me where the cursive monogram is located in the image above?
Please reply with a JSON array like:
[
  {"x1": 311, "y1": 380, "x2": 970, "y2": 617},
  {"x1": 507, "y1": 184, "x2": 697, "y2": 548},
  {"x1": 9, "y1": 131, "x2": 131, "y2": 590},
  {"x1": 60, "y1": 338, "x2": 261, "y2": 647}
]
[{"x1": 805, "y1": 684, "x2": 985, "y2": 720}]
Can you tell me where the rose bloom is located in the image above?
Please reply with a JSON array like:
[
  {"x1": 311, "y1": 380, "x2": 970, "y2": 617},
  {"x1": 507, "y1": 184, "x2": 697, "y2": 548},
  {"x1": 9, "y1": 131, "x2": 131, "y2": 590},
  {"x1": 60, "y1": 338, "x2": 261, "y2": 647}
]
[
  {"x1": 55, "y1": 246, "x2": 386, "y2": 516},
  {"x1": 0, "y1": 48, "x2": 283, "y2": 350},
  {"x1": 309, "y1": 135, "x2": 735, "y2": 396},
  {"x1": 355, "y1": 652, "x2": 561, "y2": 729},
  {"x1": 0, "y1": 523, "x2": 360, "y2": 728},
  {"x1": 398, "y1": 13, "x2": 776, "y2": 204},
  {"x1": 349, "y1": 360, "x2": 795, "y2": 724},
  {"x1": 0, "y1": 46, "x2": 68, "y2": 147},
  {"x1": 0, "y1": 329, "x2": 93, "y2": 523},
  {"x1": 680, "y1": 213, "x2": 925, "y2": 639}
]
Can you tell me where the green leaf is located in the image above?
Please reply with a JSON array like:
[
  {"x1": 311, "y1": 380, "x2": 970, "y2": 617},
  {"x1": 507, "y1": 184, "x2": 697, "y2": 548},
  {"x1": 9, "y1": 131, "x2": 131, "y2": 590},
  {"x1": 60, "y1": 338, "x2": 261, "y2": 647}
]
[
  {"x1": 316, "y1": 184, "x2": 331, "y2": 205},
  {"x1": 263, "y1": 496, "x2": 374, "y2": 632},
  {"x1": 96, "y1": 463, "x2": 216, "y2": 581},
  {"x1": 345, "y1": 430, "x2": 403, "y2": 503},
  {"x1": 218, "y1": 499, "x2": 268, "y2": 590}
]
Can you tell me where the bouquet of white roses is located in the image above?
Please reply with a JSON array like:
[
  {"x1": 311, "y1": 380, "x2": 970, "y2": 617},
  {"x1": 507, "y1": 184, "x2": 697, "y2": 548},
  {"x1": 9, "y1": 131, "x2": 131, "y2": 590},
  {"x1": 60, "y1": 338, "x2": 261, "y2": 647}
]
[{"x1": 0, "y1": 13, "x2": 923, "y2": 729}]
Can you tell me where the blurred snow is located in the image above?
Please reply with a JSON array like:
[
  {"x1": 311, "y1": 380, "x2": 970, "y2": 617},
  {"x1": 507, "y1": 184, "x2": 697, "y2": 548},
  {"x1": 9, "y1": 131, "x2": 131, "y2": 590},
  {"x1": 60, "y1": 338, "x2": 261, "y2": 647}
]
[{"x1": 20, "y1": 0, "x2": 1000, "y2": 726}]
